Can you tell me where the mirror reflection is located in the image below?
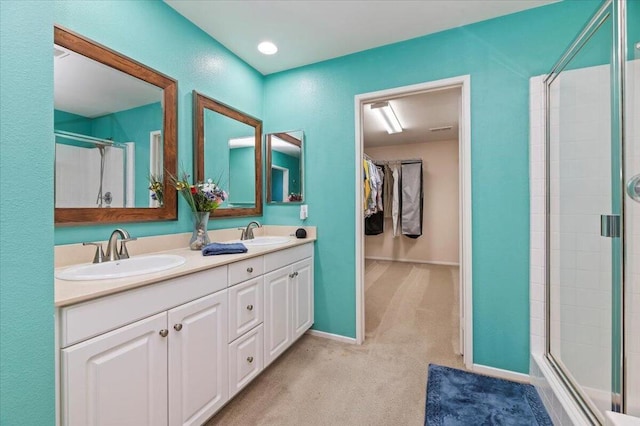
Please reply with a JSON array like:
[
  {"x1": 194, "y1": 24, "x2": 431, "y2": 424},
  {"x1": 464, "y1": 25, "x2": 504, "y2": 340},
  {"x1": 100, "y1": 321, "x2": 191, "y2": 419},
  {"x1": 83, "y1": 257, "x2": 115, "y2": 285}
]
[
  {"x1": 54, "y1": 43, "x2": 165, "y2": 209},
  {"x1": 194, "y1": 91, "x2": 263, "y2": 218},
  {"x1": 266, "y1": 131, "x2": 304, "y2": 203}
]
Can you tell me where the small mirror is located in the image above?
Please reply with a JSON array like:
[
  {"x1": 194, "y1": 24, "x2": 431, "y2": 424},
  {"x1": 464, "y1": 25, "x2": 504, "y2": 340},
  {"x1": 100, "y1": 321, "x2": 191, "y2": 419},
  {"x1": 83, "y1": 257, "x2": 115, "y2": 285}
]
[
  {"x1": 54, "y1": 25, "x2": 177, "y2": 225},
  {"x1": 266, "y1": 131, "x2": 304, "y2": 203},
  {"x1": 193, "y1": 91, "x2": 263, "y2": 217}
]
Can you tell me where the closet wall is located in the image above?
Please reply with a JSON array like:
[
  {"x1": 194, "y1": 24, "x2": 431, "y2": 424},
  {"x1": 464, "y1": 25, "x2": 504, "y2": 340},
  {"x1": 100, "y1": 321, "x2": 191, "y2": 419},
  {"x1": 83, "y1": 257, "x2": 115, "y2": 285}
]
[{"x1": 365, "y1": 139, "x2": 459, "y2": 264}]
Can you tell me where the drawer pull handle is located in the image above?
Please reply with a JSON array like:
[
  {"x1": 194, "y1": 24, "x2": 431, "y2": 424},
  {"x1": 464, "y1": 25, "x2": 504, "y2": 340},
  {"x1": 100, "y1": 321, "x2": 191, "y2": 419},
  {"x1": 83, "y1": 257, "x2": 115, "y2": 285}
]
[
  {"x1": 295, "y1": 271, "x2": 299, "y2": 277},
  {"x1": 247, "y1": 356, "x2": 254, "y2": 363},
  {"x1": 246, "y1": 304, "x2": 254, "y2": 311},
  {"x1": 247, "y1": 267, "x2": 254, "y2": 273},
  {"x1": 173, "y1": 324, "x2": 183, "y2": 331},
  {"x1": 159, "y1": 329, "x2": 169, "y2": 338},
  {"x1": 289, "y1": 273, "x2": 295, "y2": 278}
]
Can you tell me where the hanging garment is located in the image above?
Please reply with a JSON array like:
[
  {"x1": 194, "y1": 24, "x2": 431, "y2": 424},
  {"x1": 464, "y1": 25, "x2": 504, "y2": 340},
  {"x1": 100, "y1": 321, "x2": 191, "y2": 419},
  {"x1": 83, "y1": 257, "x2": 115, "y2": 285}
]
[
  {"x1": 401, "y1": 162, "x2": 423, "y2": 238},
  {"x1": 364, "y1": 210, "x2": 384, "y2": 235},
  {"x1": 392, "y1": 164, "x2": 400, "y2": 237},
  {"x1": 363, "y1": 159, "x2": 371, "y2": 214},
  {"x1": 375, "y1": 165, "x2": 384, "y2": 212},
  {"x1": 383, "y1": 164, "x2": 394, "y2": 218},
  {"x1": 367, "y1": 160, "x2": 380, "y2": 215}
]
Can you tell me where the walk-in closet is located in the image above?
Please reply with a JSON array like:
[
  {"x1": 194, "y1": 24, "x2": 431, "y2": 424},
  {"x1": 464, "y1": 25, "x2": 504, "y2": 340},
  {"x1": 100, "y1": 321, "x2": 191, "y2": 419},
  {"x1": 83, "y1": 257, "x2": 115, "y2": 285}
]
[{"x1": 361, "y1": 87, "x2": 464, "y2": 369}]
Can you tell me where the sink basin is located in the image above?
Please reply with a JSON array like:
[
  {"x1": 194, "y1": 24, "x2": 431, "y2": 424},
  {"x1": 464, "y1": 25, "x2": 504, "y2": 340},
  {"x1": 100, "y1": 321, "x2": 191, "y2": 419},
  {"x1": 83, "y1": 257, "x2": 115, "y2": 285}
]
[
  {"x1": 235, "y1": 236, "x2": 290, "y2": 247},
  {"x1": 56, "y1": 254, "x2": 186, "y2": 281}
]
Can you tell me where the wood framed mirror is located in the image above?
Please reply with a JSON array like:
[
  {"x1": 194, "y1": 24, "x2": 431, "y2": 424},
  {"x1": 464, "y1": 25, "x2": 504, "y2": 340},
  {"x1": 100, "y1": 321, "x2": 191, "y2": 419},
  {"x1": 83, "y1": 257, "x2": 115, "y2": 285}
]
[
  {"x1": 266, "y1": 131, "x2": 304, "y2": 203},
  {"x1": 54, "y1": 25, "x2": 177, "y2": 225},
  {"x1": 193, "y1": 91, "x2": 263, "y2": 218}
]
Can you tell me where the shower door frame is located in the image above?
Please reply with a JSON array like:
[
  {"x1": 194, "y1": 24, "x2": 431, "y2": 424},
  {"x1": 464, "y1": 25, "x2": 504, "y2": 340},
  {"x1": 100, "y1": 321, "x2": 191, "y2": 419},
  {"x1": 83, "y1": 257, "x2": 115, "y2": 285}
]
[{"x1": 543, "y1": 0, "x2": 627, "y2": 422}]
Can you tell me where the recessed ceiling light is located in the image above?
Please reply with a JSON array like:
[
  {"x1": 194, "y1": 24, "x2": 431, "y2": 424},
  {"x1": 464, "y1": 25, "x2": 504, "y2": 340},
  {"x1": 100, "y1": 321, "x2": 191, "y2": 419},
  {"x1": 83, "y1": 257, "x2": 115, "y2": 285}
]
[{"x1": 258, "y1": 41, "x2": 278, "y2": 55}]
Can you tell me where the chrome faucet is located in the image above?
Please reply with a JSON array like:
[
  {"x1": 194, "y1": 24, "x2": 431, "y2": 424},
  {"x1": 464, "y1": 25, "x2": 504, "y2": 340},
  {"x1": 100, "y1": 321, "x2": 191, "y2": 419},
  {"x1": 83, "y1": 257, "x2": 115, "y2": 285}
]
[
  {"x1": 105, "y1": 228, "x2": 136, "y2": 261},
  {"x1": 240, "y1": 221, "x2": 261, "y2": 240}
]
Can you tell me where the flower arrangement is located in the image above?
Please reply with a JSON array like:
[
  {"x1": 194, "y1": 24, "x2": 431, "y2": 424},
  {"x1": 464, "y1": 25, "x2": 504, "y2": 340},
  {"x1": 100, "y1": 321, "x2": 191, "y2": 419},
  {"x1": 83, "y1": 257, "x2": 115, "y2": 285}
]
[
  {"x1": 148, "y1": 174, "x2": 164, "y2": 207},
  {"x1": 169, "y1": 170, "x2": 227, "y2": 212}
]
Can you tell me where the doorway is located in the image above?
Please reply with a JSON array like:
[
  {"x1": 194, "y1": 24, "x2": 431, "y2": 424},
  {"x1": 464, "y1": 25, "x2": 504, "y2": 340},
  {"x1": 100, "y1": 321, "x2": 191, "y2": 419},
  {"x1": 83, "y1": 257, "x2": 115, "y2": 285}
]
[{"x1": 354, "y1": 76, "x2": 472, "y2": 369}]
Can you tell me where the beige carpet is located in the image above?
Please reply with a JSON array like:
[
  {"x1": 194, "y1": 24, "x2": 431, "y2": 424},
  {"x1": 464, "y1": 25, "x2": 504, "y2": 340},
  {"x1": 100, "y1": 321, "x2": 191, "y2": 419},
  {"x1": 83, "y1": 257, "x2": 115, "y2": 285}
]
[{"x1": 206, "y1": 260, "x2": 463, "y2": 425}]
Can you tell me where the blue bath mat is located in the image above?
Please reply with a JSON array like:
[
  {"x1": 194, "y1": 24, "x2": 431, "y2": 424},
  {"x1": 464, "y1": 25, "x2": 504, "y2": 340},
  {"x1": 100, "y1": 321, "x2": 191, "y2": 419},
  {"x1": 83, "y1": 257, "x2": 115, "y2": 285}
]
[{"x1": 425, "y1": 364, "x2": 553, "y2": 425}]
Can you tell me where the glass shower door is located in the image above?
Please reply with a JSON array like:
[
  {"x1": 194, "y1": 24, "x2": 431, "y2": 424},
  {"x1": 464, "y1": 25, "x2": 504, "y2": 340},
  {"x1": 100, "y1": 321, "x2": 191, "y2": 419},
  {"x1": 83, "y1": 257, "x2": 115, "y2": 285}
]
[{"x1": 545, "y1": 0, "x2": 625, "y2": 422}]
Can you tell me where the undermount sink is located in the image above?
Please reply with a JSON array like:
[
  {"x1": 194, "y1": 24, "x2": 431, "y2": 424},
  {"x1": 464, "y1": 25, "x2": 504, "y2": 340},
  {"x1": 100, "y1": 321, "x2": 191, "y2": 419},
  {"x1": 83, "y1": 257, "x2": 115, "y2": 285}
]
[
  {"x1": 56, "y1": 254, "x2": 186, "y2": 281},
  {"x1": 236, "y1": 236, "x2": 290, "y2": 247}
]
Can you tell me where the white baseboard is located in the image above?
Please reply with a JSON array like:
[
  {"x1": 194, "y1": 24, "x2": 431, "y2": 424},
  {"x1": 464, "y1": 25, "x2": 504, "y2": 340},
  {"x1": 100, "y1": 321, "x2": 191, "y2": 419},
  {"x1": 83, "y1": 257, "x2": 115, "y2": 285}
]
[
  {"x1": 305, "y1": 329, "x2": 357, "y2": 344},
  {"x1": 365, "y1": 256, "x2": 459, "y2": 266},
  {"x1": 472, "y1": 363, "x2": 530, "y2": 384}
]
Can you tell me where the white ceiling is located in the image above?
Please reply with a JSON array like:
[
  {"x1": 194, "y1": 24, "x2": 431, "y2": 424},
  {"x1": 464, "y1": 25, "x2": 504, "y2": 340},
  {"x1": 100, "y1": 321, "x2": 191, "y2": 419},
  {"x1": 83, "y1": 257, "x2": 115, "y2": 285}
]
[
  {"x1": 165, "y1": 0, "x2": 556, "y2": 75},
  {"x1": 364, "y1": 87, "x2": 460, "y2": 148},
  {"x1": 54, "y1": 45, "x2": 163, "y2": 118}
]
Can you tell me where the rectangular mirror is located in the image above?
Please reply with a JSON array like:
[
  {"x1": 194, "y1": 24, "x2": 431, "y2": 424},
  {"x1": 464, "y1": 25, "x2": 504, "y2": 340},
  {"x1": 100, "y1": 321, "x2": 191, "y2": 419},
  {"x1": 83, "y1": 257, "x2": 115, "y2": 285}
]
[
  {"x1": 193, "y1": 91, "x2": 263, "y2": 217},
  {"x1": 54, "y1": 26, "x2": 177, "y2": 225},
  {"x1": 266, "y1": 131, "x2": 304, "y2": 203}
]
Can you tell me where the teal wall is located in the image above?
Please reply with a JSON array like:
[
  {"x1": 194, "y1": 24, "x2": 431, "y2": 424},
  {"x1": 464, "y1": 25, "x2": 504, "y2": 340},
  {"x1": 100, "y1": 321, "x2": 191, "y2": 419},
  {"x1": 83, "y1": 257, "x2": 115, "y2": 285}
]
[
  {"x1": 0, "y1": 1, "x2": 55, "y2": 425},
  {"x1": 272, "y1": 151, "x2": 301, "y2": 195},
  {"x1": 53, "y1": 0, "x2": 264, "y2": 245},
  {"x1": 262, "y1": 0, "x2": 602, "y2": 373},
  {"x1": 0, "y1": 0, "x2": 620, "y2": 423}
]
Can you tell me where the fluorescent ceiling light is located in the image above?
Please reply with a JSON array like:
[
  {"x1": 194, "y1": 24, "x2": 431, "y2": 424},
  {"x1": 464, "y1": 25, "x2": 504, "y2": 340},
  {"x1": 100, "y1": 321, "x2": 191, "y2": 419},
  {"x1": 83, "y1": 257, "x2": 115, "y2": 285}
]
[
  {"x1": 258, "y1": 41, "x2": 278, "y2": 55},
  {"x1": 370, "y1": 101, "x2": 402, "y2": 134}
]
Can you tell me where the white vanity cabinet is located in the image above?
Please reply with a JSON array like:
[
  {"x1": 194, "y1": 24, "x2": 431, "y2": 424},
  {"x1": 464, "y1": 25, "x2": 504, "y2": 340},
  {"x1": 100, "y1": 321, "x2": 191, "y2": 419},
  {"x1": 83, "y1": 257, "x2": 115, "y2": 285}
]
[
  {"x1": 264, "y1": 245, "x2": 314, "y2": 367},
  {"x1": 60, "y1": 267, "x2": 229, "y2": 426},
  {"x1": 57, "y1": 240, "x2": 314, "y2": 426}
]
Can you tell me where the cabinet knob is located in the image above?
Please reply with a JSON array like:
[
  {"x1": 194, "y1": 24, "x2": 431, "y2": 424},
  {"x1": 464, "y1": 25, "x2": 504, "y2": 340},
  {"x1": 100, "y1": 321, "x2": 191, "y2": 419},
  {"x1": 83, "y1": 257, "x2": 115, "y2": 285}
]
[
  {"x1": 173, "y1": 324, "x2": 183, "y2": 331},
  {"x1": 247, "y1": 356, "x2": 254, "y2": 363},
  {"x1": 247, "y1": 267, "x2": 253, "y2": 273},
  {"x1": 246, "y1": 304, "x2": 254, "y2": 311},
  {"x1": 159, "y1": 329, "x2": 169, "y2": 337}
]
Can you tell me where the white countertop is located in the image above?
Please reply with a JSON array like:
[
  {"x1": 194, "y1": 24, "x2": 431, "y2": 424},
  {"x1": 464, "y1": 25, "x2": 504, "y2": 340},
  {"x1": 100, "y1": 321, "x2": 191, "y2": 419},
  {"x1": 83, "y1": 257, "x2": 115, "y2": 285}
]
[{"x1": 55, "y1": 233, "x2": 316, "y2": 308}]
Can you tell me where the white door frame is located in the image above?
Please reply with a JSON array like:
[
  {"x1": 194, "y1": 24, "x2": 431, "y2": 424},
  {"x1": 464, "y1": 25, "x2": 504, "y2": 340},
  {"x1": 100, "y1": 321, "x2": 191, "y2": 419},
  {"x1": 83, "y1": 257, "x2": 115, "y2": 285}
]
[{"x1": 354, "y1": 75, "x2": 473, "y2": 369}]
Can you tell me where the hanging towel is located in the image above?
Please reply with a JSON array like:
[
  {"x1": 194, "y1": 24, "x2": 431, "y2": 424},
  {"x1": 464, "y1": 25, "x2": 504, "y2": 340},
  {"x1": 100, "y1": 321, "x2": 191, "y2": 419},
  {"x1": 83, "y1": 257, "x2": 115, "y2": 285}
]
[
  {"x1": 392, "y1": 164, "x2": 400, "y2": 237},
  {"x1": 202, "y1": 242, "x2": 248, "y2": 256},
  {"x1": 401, "y1": 162, "x2": 423, "y2": 238}
]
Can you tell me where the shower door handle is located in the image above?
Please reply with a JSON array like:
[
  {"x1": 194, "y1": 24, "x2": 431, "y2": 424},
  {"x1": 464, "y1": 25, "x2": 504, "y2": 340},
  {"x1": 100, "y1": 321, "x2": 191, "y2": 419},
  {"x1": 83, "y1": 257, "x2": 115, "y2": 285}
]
[
  {"x1": 601, "y1": 215, "x2": 621, "y2": 238},
  {"x1": 627, "y1": 174, "x2": 640, "y2": 202}
]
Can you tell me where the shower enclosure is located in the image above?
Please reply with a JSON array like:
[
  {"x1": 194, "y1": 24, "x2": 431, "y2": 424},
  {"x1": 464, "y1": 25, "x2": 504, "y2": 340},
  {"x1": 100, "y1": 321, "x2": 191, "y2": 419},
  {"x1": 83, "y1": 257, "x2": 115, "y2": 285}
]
[{"x1": 542, "y1": 0, "x2": 638, "y2": 422}]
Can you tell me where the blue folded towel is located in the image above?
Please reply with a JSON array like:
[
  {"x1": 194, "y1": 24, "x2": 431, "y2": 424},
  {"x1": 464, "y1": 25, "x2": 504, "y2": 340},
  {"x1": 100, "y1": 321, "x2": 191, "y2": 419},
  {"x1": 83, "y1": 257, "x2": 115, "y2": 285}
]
[{"x1": 202, "y1": 242, "x2": 248, "y2": 256}]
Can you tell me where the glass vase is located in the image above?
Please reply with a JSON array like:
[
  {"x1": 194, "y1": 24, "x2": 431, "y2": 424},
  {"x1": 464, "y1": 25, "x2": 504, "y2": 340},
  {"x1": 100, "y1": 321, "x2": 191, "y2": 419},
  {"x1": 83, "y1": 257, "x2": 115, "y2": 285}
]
[{"x1": 189, "y1": 211, "x2": 211, "y2": 250}]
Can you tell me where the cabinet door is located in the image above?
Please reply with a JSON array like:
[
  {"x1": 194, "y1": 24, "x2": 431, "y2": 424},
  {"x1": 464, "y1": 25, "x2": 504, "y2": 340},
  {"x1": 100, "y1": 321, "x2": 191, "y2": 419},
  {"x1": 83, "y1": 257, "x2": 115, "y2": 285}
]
[
  {"x1": 228, "y1": 277, "x2": 264, "y2": 342},
  {"x1": 228, "y1": 324, "x2": 264, "y2": 398},
  {"x1": 292, "y1": 258, "x2": 314, "y2": 340},
  {"x1": 168, "y1": 291, "x2": 228, "y2": 426},
  {"x1": 264, "y1": 266, "x2": 292, "y2": 367},
  {"x1": 61, "y1": 312, "x2": 168, "y2": 426}
]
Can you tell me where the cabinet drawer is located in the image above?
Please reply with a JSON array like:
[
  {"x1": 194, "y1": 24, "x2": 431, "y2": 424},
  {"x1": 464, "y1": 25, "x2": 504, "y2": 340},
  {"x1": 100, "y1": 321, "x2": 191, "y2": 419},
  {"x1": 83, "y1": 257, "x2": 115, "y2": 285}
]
[
  {"x1": 264, "y1": 243, "x2": 313, "y2": 273},
  {"x1": 228, "y1": 324, "x2": 263, "y2": 398},
  {"x1": 228, "y1": 256, "x2": 264, "y2": 287},
  {"x1": 228, "y1": 277, "x2": 263, "y2": 342},
  {"x1": 60, "y1": 266, "x2": 228, "y2": 347}
]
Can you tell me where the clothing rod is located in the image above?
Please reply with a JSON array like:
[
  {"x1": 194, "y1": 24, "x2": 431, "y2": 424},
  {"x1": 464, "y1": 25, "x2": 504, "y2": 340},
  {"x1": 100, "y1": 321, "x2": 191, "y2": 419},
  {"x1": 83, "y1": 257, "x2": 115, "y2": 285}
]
[
  {"x1": 54, "y1": 130, "x2": 124, "y2": 148},
  {"x1": 364, "y1": 156, "x2": 422, "y2": 165}
]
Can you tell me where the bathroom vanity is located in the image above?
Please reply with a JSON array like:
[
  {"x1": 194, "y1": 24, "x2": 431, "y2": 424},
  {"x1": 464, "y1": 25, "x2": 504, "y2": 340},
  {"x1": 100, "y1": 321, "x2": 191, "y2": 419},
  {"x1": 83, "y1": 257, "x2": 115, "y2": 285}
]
[{"x1": 55, "y1": 230, "x2": 315, "y2": 426}]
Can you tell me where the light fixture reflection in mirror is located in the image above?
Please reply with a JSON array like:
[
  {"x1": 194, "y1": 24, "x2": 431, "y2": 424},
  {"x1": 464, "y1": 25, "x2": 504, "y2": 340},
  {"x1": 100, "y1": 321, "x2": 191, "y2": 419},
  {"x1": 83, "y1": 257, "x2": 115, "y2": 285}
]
[
  {"x1": 266, "y1": 131, "x2": 304, "y2": 204},
  {"x1": 54, "y1": 25, "x2": 177, "y2": 225}
]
